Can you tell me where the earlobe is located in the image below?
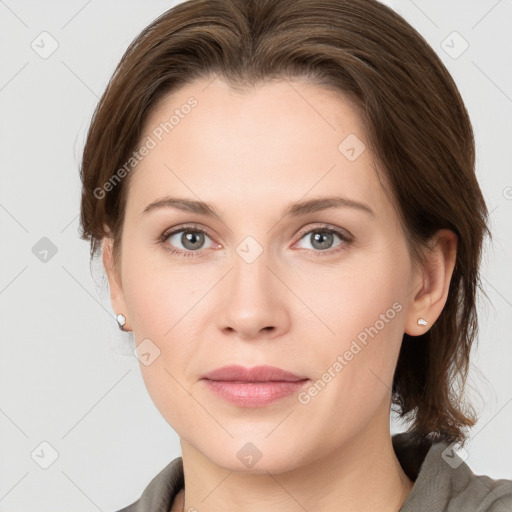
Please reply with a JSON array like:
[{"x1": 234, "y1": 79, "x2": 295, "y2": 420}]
[
  {"x1": 102, "y1": 236, "x2": 132, "y2": 332},
  {"x1": 405, "y1": 229, "x2": 457, "y2": 336}
]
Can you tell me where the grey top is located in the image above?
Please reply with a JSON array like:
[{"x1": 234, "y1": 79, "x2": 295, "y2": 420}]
[{"x1": 115, "y1": 433, "x2": 512, "y2": 511}]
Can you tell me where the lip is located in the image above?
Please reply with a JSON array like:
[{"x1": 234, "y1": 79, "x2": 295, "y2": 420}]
[
  {"x1": 201, "y1": 364, "x2": 307, "y2": 382},
  {"x1": 201, "y1": 365, "x2": 310, "y2": 408}
]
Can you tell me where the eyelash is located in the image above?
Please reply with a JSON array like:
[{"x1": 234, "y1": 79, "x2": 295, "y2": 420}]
[{"x1": 158, "y1": 223, "x2": 353, "y2": 258}]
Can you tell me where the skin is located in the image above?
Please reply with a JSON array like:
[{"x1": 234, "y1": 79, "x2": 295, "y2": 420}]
[{"x1": 102, "y1": 75, "x2": 457, "y2": 512}]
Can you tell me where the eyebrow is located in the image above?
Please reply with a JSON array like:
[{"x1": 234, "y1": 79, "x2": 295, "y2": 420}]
[{"x1": 140, "y1": 195, "x2": 375, "y2": 219}]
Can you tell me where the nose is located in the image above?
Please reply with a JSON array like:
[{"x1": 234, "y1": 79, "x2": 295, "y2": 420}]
[{"x1": 215, "y1": 243, "x2": 290, "y2": 341}]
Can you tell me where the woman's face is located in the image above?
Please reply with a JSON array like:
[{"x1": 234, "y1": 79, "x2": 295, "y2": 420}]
[{"x1": 105, "y1": 76, "x2": 425, "y2": 473}]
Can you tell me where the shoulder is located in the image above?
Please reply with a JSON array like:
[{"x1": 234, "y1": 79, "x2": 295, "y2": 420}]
[
  {"x1": 420, "y1": 444, "x2": 512, "y2": 510},
  {"x1": 393, "y1": 433, "x2": 512, "y2": 511},
  {"x1": 430, "y1": 442, "x2": 512, "y2": 511},
  {"x1": 467, "y1": 473, "x2": 512, "y2": 511},
  {"x1": 112, "y1": 457, "x2": 184, "y2": 512}
]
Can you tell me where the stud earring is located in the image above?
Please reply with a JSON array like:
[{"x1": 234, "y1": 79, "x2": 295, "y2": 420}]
[
  {"x1": 417, "y1": 317, "x2": 427, "y2": 326},
  {"x1": 117, "y1": 313, "x2": 127, "y2": 331}
]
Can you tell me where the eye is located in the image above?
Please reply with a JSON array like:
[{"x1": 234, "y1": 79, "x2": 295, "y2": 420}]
[
  {"x1": 159, "y1": 224, "x2": 217, "y2": 257},
  {"x1": 158, "y1": 223, "x2": 353, "y2": 258},
  {"x1": 294, "y1": 225, "x2": 352, "y2": 256}
]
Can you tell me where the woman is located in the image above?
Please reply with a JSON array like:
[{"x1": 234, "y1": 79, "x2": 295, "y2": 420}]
[{"x1": 79, "y1": 0, "x2": 512, "y2": 510}]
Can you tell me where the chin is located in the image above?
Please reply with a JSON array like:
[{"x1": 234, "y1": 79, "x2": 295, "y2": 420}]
[{"x1": 200, "y1": 438, "x2": 308, "y2": 475}]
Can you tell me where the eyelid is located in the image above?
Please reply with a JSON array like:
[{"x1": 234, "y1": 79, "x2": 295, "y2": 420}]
[
  {"x1": 294, "y1": 223, "x2": 353, "y2": 244},
  {"x1": 160, "y1": 222, "x2": 215, "y2": 240}
]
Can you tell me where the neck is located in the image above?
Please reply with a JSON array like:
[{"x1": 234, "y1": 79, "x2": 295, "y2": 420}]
[{"x1": 176, "y1": 403, "x2": 414, "y2": 512}]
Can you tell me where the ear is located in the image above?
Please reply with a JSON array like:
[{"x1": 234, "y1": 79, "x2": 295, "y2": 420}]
[
  {"x1": 102, "y1": 235, "x2": 132, "y2": 331},
  {"x1": 404, "y1": 229, "x2": 457, "y2": 336}
]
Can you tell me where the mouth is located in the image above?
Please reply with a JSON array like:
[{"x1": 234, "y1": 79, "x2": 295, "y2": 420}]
[
  {"x1": 200, "y1": 365, "x2": 310, "y2": 407},
  {"x1": 201, "y1": 364, "x2": 307, "y2": 382}
]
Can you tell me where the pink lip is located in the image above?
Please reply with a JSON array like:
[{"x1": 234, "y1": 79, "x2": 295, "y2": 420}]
[
  {"x1": 201, "y1": 364, "x2": 307, "y2": 382},
  {"x1": 201, "y1": 365, "x2": 309, "y2": 407}
]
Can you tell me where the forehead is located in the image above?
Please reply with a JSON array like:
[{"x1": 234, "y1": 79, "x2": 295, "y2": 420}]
[
  {"x1": 126, "y1": 76, "x2": 390, "y2": 220},
  {"x1": 142, "y1": 75, "x2": 368, "y2": 153}
]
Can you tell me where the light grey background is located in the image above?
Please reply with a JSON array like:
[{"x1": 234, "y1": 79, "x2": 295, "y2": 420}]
[{"x1": 0, "y1": 1, "x2": 511, "y2": 511}]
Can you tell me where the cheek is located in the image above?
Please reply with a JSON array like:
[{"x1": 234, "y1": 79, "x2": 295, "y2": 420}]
[
  {"x1": 296, "y1": 253, "x2": 405, "y2": 341},
  {"x1": 121, "y1": 245, "x2": 199, "y2": 337},
  {"x1": 297, "y1": 250, "x2": 409, "y2": 404},
  {"x1": 121, "y1": 249, "x2": 205, "y2": 392}
]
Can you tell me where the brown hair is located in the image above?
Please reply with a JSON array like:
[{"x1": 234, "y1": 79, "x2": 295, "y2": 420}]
[{"x1": 79, "y1": 0, "x2": 490, "y2": 450}]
